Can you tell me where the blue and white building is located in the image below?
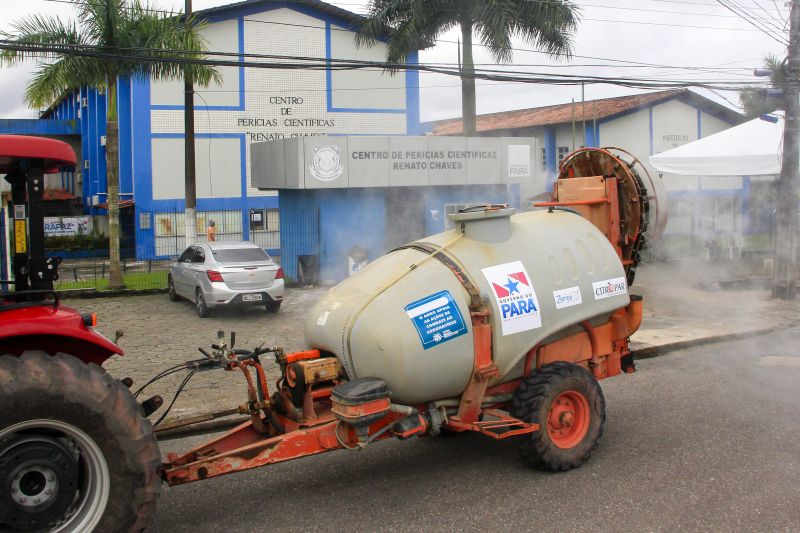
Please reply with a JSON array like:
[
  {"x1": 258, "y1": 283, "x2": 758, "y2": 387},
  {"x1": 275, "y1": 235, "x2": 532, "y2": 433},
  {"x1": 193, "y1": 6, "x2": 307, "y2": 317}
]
[{"x1": 2, "y1": 0, "x2": 422, "y2": 258}]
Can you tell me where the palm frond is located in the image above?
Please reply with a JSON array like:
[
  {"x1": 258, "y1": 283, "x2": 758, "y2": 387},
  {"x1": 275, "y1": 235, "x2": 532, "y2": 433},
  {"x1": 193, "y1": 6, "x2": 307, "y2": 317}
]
[{"x1": 0, "y1": 14, "x2": 85, "y2": 67}]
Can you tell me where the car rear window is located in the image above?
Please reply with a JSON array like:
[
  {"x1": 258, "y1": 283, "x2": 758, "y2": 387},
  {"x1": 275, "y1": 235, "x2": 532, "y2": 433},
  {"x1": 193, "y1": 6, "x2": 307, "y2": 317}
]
[{"x1": 212, "y1": 248, "x2": 271, "y2": 263}]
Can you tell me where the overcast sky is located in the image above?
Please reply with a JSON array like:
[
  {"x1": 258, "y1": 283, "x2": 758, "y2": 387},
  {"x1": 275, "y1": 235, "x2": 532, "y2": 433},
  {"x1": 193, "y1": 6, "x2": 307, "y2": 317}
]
[{"x1": 0, "y1": 0, "x2": 789, "y2": 122}]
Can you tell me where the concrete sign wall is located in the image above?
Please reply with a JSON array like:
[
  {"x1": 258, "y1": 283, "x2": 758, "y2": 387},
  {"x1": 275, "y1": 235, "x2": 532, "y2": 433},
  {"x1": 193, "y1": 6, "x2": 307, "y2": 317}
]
[{"x1": 252, "y1": 136, "x2": 541, "y2": 190}]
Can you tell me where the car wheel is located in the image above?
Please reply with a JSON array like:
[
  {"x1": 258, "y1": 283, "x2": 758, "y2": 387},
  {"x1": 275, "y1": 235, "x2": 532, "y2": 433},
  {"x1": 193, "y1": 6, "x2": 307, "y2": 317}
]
[
  {"x1": 265, "y1": 301, "x2": 282, "y2": 313},
  {"x1": 195, "y1": 289, "x2": 210, "y2": 318},
  {"x1": 168, "y1": 275, "x2": 178, "y2": 302}
]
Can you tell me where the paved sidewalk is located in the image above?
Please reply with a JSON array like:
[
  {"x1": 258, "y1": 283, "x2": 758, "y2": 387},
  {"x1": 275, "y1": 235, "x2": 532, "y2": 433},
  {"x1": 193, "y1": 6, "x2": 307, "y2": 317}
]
[{"x1": 66, "y1": 261, "x2": 799, "y2": 420}]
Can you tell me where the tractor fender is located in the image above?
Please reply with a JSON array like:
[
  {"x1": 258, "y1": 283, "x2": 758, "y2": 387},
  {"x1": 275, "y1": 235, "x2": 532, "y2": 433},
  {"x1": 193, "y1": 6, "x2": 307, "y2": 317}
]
[{"x1": 0, "y1": 303, "x2": 122, "y2": 365}]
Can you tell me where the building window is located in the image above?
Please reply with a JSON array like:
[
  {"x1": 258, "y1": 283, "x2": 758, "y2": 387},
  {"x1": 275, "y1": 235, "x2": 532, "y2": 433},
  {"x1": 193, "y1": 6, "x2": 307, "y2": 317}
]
[
  {"x1": 249, "y1": 208, "x2": 279, "y2": 232},
  {"x1": 557, "y1": 146, "x2": 570, "y2": 164},
  {"x1": 541, "y1": 147, "x2": 547, "y2": 170}
]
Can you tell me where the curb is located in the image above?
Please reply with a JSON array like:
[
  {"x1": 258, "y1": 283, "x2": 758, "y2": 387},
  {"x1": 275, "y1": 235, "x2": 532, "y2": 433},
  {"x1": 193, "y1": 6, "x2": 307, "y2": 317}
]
[{"x1": 631, "y1": 325, "x2": 785, "y2": 360}]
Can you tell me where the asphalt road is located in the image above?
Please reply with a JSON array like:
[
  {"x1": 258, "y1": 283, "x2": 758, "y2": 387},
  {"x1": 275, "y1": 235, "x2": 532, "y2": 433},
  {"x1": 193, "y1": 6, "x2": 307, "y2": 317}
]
[{"x1": 153, "y1": 329, "x2": 800, "y2": 532}]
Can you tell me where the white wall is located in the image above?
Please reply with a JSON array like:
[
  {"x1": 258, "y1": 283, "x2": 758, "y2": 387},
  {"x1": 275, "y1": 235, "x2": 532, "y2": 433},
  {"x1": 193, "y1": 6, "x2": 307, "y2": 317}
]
[
  {"x1": 701, "y1": 111, "x2": 732, "y2": 137},
  {"x1": 150, "y1": 18, "x2": 240, "y2": 107},
  {"x1": 151, "y1": 137, "x2": 242, "y2": 199},
  {"x1": 651, "y1": 99, "x2": 699, "y2": 153},
  {"x1": 148, "y1": 7, "x2": 410, "y2": 202},
  {"x1": 598, "y1": 108, "x2": 650, "y2": 163},
  {"x1": 330, "y1": 24, "x2": 405, "y2": 110}
]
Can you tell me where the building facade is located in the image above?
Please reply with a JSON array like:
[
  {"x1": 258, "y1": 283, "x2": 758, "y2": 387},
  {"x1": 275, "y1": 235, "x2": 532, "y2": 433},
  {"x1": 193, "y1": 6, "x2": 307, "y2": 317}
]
[
  {"x1": 6, "y1": 0, "x2": 421, "y2": 259},
  {"x1": 430, "y1": 90, "x2": 751, "y2": 256}
]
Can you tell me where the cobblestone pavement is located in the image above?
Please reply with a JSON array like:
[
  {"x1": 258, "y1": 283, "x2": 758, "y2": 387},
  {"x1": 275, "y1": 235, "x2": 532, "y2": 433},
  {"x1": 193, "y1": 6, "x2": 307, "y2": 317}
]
[
  {"x1": 67, "y1": 286, "x2": 328, "y2": 420},
  {"x1": 66, "y1": 261, "x2": 800, "y2": 421}
]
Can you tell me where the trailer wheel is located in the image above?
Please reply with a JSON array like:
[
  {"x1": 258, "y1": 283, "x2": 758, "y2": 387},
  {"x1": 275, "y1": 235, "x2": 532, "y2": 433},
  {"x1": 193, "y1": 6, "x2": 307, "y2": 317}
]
[
  {"x1": 0, "y1": 352, "x2": 161, "y2": 532},
  {"x1": 511, "y1": 361, "x2": 605, "y2": 471}
]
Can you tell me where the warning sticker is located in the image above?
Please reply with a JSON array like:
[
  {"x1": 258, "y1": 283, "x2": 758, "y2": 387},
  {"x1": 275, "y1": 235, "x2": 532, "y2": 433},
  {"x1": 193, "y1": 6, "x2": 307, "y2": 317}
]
[
  {"x1": 592, "y1": 277, "x2": 628, "y2": 300},
  {"x1": 481, "y1": 261, "x2": 542, "y2": 336},
  {"x1": 404, "y1": 290, "x2": 468, "y2": 350}
]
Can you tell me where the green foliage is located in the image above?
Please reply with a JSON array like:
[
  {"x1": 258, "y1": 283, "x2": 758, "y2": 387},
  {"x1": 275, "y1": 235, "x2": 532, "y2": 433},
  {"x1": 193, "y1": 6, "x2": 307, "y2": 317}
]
[
  {"x1": 0, "y1": 0, "x2": 220, "y2": 110},
  {"x1": 55, "y1": 270, "x2": 168, "y2": 290},
  {"x1": 740, "y1": 54, "x2": 786, "y2": 119},
  {"x1": 357, "y1": 0, "x2": 580, "y2": 65},
  {"x1": 45, "y1": 233, "x2": 109, "y2": 252},
  {"x1": 357, "y1": 0, "x2": 579, "y2": 135}
]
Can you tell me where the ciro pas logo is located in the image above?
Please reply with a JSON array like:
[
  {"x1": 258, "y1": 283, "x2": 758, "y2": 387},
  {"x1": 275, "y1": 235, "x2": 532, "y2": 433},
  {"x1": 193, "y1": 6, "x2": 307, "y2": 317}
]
[
  {"x1": 309, "y1": 145, "x2": 343, "y2": 182},
  {"x1": 592, "y1": 277, "x2": 627, "y2": 300}
]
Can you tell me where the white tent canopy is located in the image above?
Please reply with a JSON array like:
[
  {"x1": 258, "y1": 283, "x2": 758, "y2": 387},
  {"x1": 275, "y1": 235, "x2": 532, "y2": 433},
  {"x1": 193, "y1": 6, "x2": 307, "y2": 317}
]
[{"x1": 649, "y1": 115, "x2": 783, "y2": 176}]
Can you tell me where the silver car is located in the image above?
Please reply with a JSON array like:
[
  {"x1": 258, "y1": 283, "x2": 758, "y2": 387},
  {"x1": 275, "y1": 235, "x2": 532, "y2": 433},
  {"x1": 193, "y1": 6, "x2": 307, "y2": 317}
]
[{"x1": 168, "y1": 241, "x2": 284, "y2": 317}]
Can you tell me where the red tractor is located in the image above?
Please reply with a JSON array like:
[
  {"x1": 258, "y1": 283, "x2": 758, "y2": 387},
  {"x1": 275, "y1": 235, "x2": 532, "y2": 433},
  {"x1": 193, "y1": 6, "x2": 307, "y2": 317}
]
[{"x1": 0, "y1": 136, "x2": 160, "y2": 531}]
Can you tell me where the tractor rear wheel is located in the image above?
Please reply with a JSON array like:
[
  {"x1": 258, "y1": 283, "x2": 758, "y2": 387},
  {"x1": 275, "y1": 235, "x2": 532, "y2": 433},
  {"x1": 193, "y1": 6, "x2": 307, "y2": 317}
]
[
  {"x1": 0, "y1": 352, "x2": 161, "y2": 532},
  {"x1": 511, "y1": 361, "x2": 605, "y2": 471}
]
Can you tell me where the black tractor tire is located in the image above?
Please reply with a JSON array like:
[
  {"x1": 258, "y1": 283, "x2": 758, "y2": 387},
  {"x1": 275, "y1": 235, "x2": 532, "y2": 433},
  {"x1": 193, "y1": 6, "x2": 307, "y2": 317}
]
[
  {"x1": 195, "y1": 288, "x2": 210, "y2": 318},
  {"x1": 511, "y1": 361, "x2": 605, "y2": 471},
  {"x1": 0, "y1": 352, "x2": 161, "y2": 532},
  {"x1": 167, "y1": 275, "x2": 179, "y2": 302},
  {"x1": 265, "y1": 301, "x2": 281, "y2": 313}
]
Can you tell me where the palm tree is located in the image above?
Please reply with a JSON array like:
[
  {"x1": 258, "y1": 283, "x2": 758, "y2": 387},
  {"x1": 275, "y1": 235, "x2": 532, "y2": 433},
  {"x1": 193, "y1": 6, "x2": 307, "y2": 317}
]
[
  {"x1": 357, "y1": 0, "x2": 580, "y2": 136},
  {"x1": 1, "y1": 0, "x2": 218, "y2": 289},
  {"x1": 740, "y1": 55, "x2": 786, "y2": 119}
]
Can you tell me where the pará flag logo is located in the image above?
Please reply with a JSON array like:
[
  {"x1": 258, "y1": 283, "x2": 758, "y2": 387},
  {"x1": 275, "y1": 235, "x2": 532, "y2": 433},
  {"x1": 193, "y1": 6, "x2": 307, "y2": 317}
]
[{"x1": 481, "y1": 261, "x2": 542, "y2": 336}]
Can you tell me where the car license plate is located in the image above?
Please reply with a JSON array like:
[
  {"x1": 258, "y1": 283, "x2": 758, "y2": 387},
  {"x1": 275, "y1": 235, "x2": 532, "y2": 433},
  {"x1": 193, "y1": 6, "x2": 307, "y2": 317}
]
[{"x1": 242, "y1": 294, "x2": 263, "y2": 302}]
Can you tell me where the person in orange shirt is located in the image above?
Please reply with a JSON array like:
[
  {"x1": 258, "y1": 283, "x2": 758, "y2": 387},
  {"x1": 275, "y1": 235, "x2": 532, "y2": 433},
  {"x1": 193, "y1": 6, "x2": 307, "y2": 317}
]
[{"x1": 206, "y1": 220, "x2": 216, "y2": 241}]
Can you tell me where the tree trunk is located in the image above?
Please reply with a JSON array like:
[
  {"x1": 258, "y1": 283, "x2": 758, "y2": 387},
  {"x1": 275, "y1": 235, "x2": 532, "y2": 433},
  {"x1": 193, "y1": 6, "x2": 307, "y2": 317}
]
[
  {"x1": 460, "y1": 19, "x2": 477, "y2": 137},
  {"x1": 106, "y1": 80, "x2": 124, "y2": 289}
]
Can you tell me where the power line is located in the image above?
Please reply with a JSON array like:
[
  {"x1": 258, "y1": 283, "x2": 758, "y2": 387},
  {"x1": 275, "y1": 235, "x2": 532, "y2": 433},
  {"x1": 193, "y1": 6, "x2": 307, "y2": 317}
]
[
  {"x1": 29, "y1": 0, "x2": 782, "y2": 75},
  {"x1": 0, "y1": 39, "x2": 768, "y2": 92},
  {"x1": 716, "y1": 0, "x2": 790, "y2": 43}
]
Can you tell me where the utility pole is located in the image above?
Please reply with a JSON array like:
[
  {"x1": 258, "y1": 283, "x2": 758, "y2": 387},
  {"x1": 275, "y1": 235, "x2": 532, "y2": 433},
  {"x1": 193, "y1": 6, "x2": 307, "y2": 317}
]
[
  {"x1": 773, "y1": 0, "x2": 800, "y2": 299},
  {"x1": 184, "y1": 0, "x2": 197, "y2": 247}
]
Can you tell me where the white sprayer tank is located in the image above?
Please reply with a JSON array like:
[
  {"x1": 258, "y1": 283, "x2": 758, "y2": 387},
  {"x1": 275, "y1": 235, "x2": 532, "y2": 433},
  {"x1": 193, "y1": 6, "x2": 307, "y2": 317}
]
[{"x1": 304, "y1": 208, "x2": 630, "y2": 404}]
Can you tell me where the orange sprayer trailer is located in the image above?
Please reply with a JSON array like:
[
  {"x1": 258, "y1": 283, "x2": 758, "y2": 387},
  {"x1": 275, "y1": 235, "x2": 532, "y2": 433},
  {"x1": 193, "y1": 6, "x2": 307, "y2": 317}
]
[{"x1": 0, "y1": 146, "x2": 666, "y2": 531}]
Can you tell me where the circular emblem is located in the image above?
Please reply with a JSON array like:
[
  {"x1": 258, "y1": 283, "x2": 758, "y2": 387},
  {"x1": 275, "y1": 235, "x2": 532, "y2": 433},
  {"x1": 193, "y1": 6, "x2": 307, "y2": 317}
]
[{"x1": 309, "y1": 145, "x2": 343, "y2": 182}]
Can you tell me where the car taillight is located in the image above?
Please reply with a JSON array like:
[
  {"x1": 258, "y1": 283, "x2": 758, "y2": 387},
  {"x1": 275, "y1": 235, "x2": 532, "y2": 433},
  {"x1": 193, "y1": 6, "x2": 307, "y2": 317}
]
[
  {"x1": 276, "y1": 267, "x2": 284, "y2": 279},
  {"x1": 207, "y1": 270, "x2": 224, "y2": 282}
]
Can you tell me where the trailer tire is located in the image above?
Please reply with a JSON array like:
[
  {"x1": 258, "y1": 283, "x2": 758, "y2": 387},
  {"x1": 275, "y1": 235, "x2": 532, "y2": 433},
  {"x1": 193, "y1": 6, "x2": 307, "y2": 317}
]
[
  {"x1": 511, "y1": 361, "x2": 605, "y2": 471},
  {"x1": 0, "y1": 352, "x2": 161, "y2": 532}
]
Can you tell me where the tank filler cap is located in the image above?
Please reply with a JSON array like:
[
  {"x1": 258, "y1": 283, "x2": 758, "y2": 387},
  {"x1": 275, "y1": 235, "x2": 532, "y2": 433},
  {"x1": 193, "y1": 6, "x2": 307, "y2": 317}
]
[
  {"x1": 448, "y1": 205, "x2": 515, "y2": 243},
  {"x1": 448, "y1": 204, "x2": 515, "y2": 223}
]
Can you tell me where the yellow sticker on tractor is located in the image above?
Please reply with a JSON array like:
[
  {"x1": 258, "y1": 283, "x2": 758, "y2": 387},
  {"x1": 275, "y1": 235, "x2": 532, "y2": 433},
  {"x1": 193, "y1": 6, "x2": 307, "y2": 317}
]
[{"x1": 14, "y1": 219, "x2": 27, "y2": 254}]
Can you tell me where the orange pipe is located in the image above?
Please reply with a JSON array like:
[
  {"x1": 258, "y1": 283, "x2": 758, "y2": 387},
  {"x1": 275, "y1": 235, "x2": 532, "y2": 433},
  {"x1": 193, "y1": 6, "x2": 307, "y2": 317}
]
[{"x1": 580, "y1": 320, "x2": 601, "y2": 379}]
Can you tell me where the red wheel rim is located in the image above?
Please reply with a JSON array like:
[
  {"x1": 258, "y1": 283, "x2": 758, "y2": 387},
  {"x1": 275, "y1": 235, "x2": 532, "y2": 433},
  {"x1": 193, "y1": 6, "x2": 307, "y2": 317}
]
[{"x1": 546, "y1": 390, "x2": 590, "y2": 449}]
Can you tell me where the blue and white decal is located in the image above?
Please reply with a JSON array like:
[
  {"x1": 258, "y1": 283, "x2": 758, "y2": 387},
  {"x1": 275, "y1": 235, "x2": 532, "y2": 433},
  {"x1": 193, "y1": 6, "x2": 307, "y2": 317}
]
[
  {"x1": 481, "y1": 260, "x2": 542, "y2": 336},
  {"x1": 404, "y1": 290, "x2": 468, "y2": 350}
]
